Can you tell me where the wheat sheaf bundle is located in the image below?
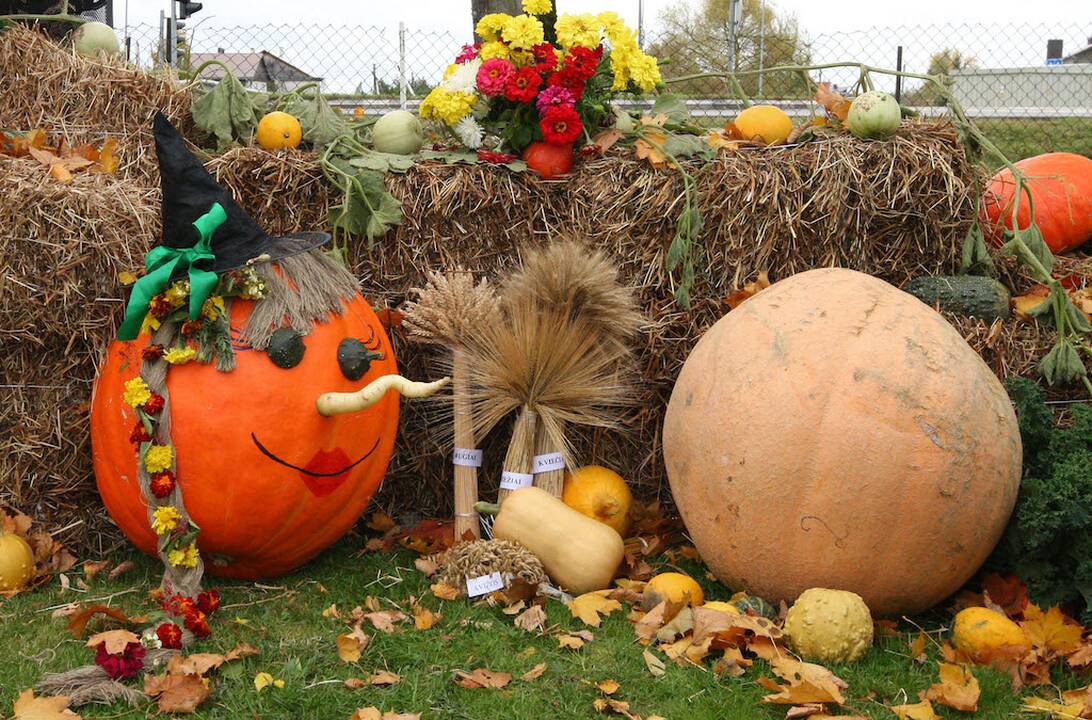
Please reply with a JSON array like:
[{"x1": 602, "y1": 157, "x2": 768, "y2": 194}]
[
  {"x1": 403, "y1": 267, "x2": 500, "y2": 539},
  {"x1": 462, "y1": 240, "x2": 643, "y2": 498}
]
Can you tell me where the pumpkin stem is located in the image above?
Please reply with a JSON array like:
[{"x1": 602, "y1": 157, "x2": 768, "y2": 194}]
[{"x1": 473, "y1": 501, "x2": 501, "y2": 517}]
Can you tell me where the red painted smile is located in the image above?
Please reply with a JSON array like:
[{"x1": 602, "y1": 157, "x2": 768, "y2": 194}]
[{"x1": 250, "y1": 434, "x2": 380, "y2": 497}]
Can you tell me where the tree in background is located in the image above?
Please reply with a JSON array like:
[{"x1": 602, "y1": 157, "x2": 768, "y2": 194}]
[
  {"x1": 905, "y1": 48, "x2": 978, "y2": 106},
  {"x1": 647, "y1": 0, "x2": 811, "y2": 98},
  {"x1": 470, "y1": 0, "x2": 556, "y2": 43}
]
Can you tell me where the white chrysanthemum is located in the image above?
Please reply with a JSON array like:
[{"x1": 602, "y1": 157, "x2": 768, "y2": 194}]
[
  {"x1": 454, "y1": 116, "x2": 484, "y2": 149},
  {"x1": 443, "y1": 59, "x2": 482, "y2": 94}
]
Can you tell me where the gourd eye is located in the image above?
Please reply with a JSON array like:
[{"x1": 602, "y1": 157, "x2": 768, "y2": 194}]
[
  {"x1": 267, "y1": 328, "x2": 306, "y2": 369},
  {"x1": 338, "y1": 338, "x2": 383, "y2": 381}
]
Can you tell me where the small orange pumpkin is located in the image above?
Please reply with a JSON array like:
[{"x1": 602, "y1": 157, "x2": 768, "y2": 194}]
[
  {"x1": 980, "y1": 152, "x2": 1092, "y2": 254},
  {"x1": 645, "y1": 572, "x2": 705, "y2": 607},
  {"x1": 562, "y1": 465, "x2": 632, "y2": 537},
  {"x1": 522, "y1": 141, "x2": 574, "y2": 178},
  {"x1": 90, "y1": 293, "x2": 398, "y2": 579}
]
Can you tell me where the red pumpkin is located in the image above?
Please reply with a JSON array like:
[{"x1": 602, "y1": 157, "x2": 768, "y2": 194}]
[
  {"x1": 523, "y1": 141, "x2": 574, "y2": 179},
  {"x1": 980, "y1": 152, "x2": 1092, "y2": 254},
  {"x1": 90, "y1": 292, "x2": 399, "y2": 579}
]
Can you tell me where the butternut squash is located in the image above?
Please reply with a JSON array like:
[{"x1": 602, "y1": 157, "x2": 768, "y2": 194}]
[{"x1": 480, "y1": 487, "x2": 624, "y2": 594}]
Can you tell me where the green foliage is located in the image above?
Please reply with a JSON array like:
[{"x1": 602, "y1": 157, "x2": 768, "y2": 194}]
[
  {"x1": 191, "y1": 65, "x2": 261, "y2": 148},
  {"x1": 285, "y1": 90, "x2": 348, "y2": 148},
  {"x1": 992, "y1": 378, "x2": 1092, "y2": 618}
]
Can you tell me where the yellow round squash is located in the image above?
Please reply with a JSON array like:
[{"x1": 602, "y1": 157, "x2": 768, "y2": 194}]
[
  {"x1": 256, "y1": 111, "x2": 303, "y2": 150},
  {"x1": 734, "y1": 104, "x2": 793, "y2": 145},
  {"x1": 562, "y1": 465, "x2": 633, "y2": 537},
  {"x1": 784, "y1": 588, "x2": 874, "y2": 664},
  {"x1": 0, "y1": 529, "x2": 35, "y2": 592},
  {"x1": 952, "y1": 607, "x2": 1030, "y2": 662},
  {"x1": 645, "y1": 572, "x2": 705, "y2": 607},
  {"x1": 701, "y1": 600, "x2": 740, "y2": 614}
]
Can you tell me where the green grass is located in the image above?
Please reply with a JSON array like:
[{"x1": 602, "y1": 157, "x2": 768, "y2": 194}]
[
  {"x1": 975, "y1": 118, "x2": 1092, "y2": 167},
  {"x1": 0, "y1": 540, "x2": 1082, "y2": 719}
]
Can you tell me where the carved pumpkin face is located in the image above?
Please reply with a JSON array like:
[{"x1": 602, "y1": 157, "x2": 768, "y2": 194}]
[{"x1": 90, "y1": 293, "x2": 399, "y2": 579}]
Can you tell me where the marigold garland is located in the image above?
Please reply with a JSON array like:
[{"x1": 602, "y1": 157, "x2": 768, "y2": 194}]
[
  {"x1": 151, "y1": 505, "x2": 181, "y2": 535},
  {"x1": 168, "y1": 542, "x2": 200, "y2": 569},
  {"x1": 143, "y1": 443, "x2": 173, "y2": 474},
  {"x1": 163, "y1": 346, "x2": 197, "y2": 364},
  {"x1": 123, "y1": 377, "x2": 151, "y2": 408}
]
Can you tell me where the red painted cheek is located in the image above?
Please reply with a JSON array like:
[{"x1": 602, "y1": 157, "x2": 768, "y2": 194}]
[{"x1": 301, "y1": 448, "x2": 352, "y2": 497}]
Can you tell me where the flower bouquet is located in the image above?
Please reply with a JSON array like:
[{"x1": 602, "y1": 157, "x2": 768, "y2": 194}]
[{"x1": 418, "y1": 1, "x2": 661, "y2": 175}]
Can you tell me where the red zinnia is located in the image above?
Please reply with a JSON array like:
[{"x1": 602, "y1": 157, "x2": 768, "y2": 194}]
[
  {"x1": 129, "y1": 422, "x2": 152, "y2": 444},
  {"x1": 196, "y1": 589, "x2": 221, "y2": 615},
  {"x1": 504, "y1": 66, "x2": 542, "y2": 103},
  {"x1": 565, "y1": 45, "x2": 602, "y2": 80},
  {"x1": 94, "y1": 641, "x2": 146, "y2": 680},
  {"x1": 547, "y1": 67, "x2": 585, "y2": 100},
  {"x1": 540, "y1": 105, "x2": 583, "y2": 145},
  {"x1": 156, "y1": 622, "x2": 183, "y2": 649},
  {"x1": 142, "y1": 344, "x2": 165, "y2": 361},
  {"x1": 149, "y1": 471, "x2": 176, "y2": 499},
  {"x1": 476, "y1": 148, "x2": 520, "y2": 164},
  {"x1": 531, "y1": 42, "x2": 557, "y2": 72},
  {"x1": 184, "y1": 610, "x2": 211, "y2": 638},
  {"x1": 142, "y1": 392, "x2": 165, "y2": 414}
]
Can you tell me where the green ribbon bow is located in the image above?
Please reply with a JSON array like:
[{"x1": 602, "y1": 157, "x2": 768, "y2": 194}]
[{"x1": 117, "y1": 202, "x2": 227, "y2": 341}]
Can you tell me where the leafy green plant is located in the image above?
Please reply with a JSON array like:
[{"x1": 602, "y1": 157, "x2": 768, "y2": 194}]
[{"x1": 990, "y1": 378, "x2": 1092, "y2": 619}]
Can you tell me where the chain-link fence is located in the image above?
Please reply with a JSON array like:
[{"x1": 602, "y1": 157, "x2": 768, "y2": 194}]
[{"x1": 121, "y1": 19, "x2": 1092, "y2": 160}]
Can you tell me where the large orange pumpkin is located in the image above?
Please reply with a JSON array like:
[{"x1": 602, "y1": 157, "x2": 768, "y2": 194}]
[
  {"x1": 980, "y1": 152, "x2": 1092, "y2": 254},
  {"x1": 90, "y1": 292, "x2": 398, "y2": 579},
  {"x1": 663, "y1": 268, "x2": 1021, "y2": 616}
]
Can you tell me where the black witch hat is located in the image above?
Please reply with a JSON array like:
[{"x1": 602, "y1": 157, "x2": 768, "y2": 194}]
[{"x1": 153, "y1": 112, "x2": 329, "y2": 271}]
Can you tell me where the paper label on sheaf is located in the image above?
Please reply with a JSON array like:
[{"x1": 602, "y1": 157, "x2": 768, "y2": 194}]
[
  {"x1": 466, "y1": 571, "x2": 504, "y2": 597},
  {"x1": 500, "y1": 472, "x2": 533, "y2": 490},
  {"x1": 533, "y1": 452, "x2": 565, "y2": 474},
  {"x1": 452, "y1": 448, "x2": 483, "y2": 467}
]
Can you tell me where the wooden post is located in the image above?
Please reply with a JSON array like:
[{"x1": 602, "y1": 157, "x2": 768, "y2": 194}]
[{"x1": 451, "y1": 349, "x2": 480, "y2": 540}]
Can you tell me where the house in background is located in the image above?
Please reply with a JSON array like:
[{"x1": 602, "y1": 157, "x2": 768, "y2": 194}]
[
  {"x1": 188, "y1": 49, "x2": 321, "y2": 91},
  {"x1": 1063, "y1": 37, "x2": 1092, "y2": 64}
]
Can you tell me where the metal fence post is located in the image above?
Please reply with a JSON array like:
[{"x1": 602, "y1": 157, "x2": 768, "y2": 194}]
[
  {"x1": 398, "y1": 21, "x2": 408, "y2": 110},
  {"x1": 895, "y1": 45, "x2": 904, "y2": 102}
]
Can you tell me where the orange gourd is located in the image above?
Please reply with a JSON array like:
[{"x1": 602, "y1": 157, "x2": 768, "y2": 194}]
[
  {"x1": 90, "y1": 293, "x2": 398, "y2": 579},
  {"x1": 522, "y1": 141, "x2": 574, "y2": 178},
  {"x1": 562, "y1": 465, "x2": 632, "y2": 537},
  {"x1": 663, "y1": 268, "x2": 1021, "y2": 616},
  {"x1": 645, "y1": 572, "x2": 705, "y2": 607},
  {"x1": 980, "y1": 152, "x2": 1092, "y2": 254}
]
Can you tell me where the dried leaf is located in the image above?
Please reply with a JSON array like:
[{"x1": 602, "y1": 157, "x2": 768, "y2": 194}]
[
  {"x1": 1021, "y1": 686, "x2": 1092, "y2": 719},
  {"x1": 1021, "y1": 605, "x2": 1082, "y2": 656},
  {"x1": 569, "y1": 590, "x2": 622, "y2": 628},
  {"x1": 414, "y1": 556, "x2": 439, "y2": 577},
  {"x1": 515, "y1": 605, "x2": 547, "y2": 633},
  {"x1": 761, "y1": 658, "x2": 847, "y2": 705},
  {"x1": 925, "y1": 662, "x2": 980, "y2": 711},
  {"x1": 144, "y1": 672, "x2": 211, "y2": 713},
  {"x1": 107, "y1": 561, "x2": 134, "y2": 580},
  {"x1": 166, "y1": 653, "x2": 226, "y2": 677},
  {"x1": 224, "y1": 642, "x2": 259, "y2": 661},
  {"x1": 643, "y1": 649, "x2": 666, "y2": 677},
  {"x1": 558, "y1": 634, "x2": 586, "y2": 650},
  {"x1": 591, "y1": 128, "x2": 624, "y2": 152},
  {"x1": 521, "y1": 663, "x2": 547, "y2": 681},
  {"x1": 725, "y1": 271, "x2": 771, "y2": 309},
  {"x1": 1067, "y1": 644, "x2": 1092, "y2": 668},
  {"x1": 322, "y1": 604, "x2": 341, "y2": 619},
  {"x1": 453, "y1": 668, "x2": 512, "y2": 689},
  {"x1": 96, "y1": 138, "x2": 119, "y2": 174},
  {"x1": 348, "y1": 708, "x2": 421, "y2": 720},
  {"x1": 366, "y1": 512, "x2": 397, "y2": 532},
  {"x1": 66, "y1": 604, "x2": 132, "y2": 638},
  {"x1": 431, "y1": 582, "x2": 459, "y2": 601},
  {"x1": 814, "y1": 82, "x2": 851, "y2": 122},
  {"x1": 11, "y1": 689, "x2": 81, "y2": 720},
  {"x1": 888, "y1": 700, "x2": 940, "y2": 720},
  {"x1": 412, "y1": 605, "x2": 440, "y2": 631},
  {"x1": 82, "y1": 560, "x2": 109, "y2": 580},
  {"x1": 1013, "y1": 285, "x2": 1051, "y2": 318},
  {"x1": 364, "y1": 610, "x2": 407, "y2": 633},
  {"x1": 909, "y1": 632, "x2": 928, "y2": 664},
  {"x1": 597, "y1": 679, "x2": 621, "y2": 694},
  {"x1": 981, "y1": 573, "x2": 1028, "y2": 617},
  {"x1": 253, "y1": 672, "x2": 285, "y2": 692},
  {"x1": 85, "y1": 629, "x2": 139, "y2": 655},
  {"x1": 365, "y1": 670, "x2": 401, "y2": 686},
  {"x1": 337, "y1": 628, "x2": 371, "y2": 663}
]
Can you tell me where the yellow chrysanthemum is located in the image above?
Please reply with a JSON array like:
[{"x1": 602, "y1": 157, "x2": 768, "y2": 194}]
[
  {"x1": 123, "y1": 377, "x2": 151, "y2": 408},
  {"x1": 501, "y1": 14, "x2": 544, "y2": 50},
  {"x1": 475, "y1": 13, "x2": 511, "y2": 41},
  {"x1": 555, "y1": 13, "x2": 601, "y2": 49},
  {"x1": 627, "y1": 52, "x2": 661, "y2": 92},
  {"x1": 140, "y1": 314, "x2": 160, "y2": 336},
  {"x1": 151, "y1": 505, "x2": 181, "y2": 535},
  {"x1": 143, "y1": 443, "x2": 173, "y2": 474},
  {"x1": 610, "y1": 43, "x2": 635, "y2": 91},
  {"x1": 509, "y1": 48, "x2": 535, "y2": 68},
  {"x1": 163, "y1": 346, "x2": 196, "y2": 365},
  {"x1": 164, "y1": 281, "x2": 189, "y2": 308},
  {"x1": 201, "y1": 295, "x2": 225, "y2": 321},
  {"x1": 418, "y1": 87, "x2": 477, "y2": 126},
  {"x1": 443, "y1": 63, "x2": 460, "y2": 79},
  {"x1": 168, "y1": 542, "x2": 199, "y2": 568},
  {"x1": 478, "y1": 39, "x2": 510, "y2": 60},
  {"x1": 522, "y1": 0, "x2": 551, "y2": 15}
]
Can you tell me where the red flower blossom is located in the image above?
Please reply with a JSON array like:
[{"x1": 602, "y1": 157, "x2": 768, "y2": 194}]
[
  {"x1": 156, "y1": 622, "x2": 183, "y2": 649},
  {"x1": 547, "y1": 67, "x2": 585, "y2": 100},
  {"x1": 94, "y1": 641, "x2": 146, "y2": 680},
  {"x1": 504, "y1": 66, "x2": 542, "y2": 103},
  {"x1": 531, "y1": 43, "x2": 557, "y2": 72},
  {"x1": 165, "y1": 594, "x2": 197, "y2": 617},
  {"x1": 184, "y1": 610, "x2": 211, "y2": 638},
  {"x1": 476, "y1": 148, "x2": 520, "y2": 164},
  {"x1": 196, "y1": 589, "x2": 221, "y2": 615},
  {"x1": 565, "y1": 45, "x2": 602, "y2": 80},
  {"x1": 142, "y1": 392, "x2": 165, "y2": 415},
  {"x1": 148, "y1": 295, "x2": 172, "y2": 319},
  {"x1": 149, "y1": 471, "x2": 176, "y2": 499},
  {"x1": 180, "y1": 319, "x2": 203, "y2": 337},
  {"x1": 142, "y1": 344, "x2": 165, "y2": 361},
  {"x1": 129, "y1": 423, "x2": 152, "y2": 444},
  {"x1": 540, "y1": 105, "x2": 583, "y2": 145},
  {"x1": 580, "y1": 144, "x2": 603, "y2": 156}
]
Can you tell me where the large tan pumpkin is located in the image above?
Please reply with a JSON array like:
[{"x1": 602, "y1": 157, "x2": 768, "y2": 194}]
[{"x1": 663, "y1": 268, "x2": 1021, "y2": 616}]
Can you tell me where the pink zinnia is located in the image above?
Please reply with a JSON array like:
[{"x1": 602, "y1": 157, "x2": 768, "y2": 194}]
[
  {"x1": 477, "y1": 58, "x2": 514, "y2": 96},
  {"x1": 535, "y1": 85, "x2": 576, "y2": 113},
  {"x1": 455, "y1": 43, "x2": 479, "y2": 64}
]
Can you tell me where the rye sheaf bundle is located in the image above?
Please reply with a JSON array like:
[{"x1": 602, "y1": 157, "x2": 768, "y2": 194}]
[
  {"x1": 436, "y1": 538, "x2": 547, "y2": 593},
  {"x1": 403, "y1": 268, "x2": 501, "y2": 540},
  {"x1": 461, "y1": 240, "x2": 643, "y2": 499}
]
